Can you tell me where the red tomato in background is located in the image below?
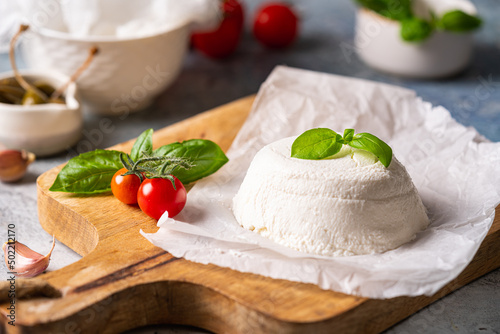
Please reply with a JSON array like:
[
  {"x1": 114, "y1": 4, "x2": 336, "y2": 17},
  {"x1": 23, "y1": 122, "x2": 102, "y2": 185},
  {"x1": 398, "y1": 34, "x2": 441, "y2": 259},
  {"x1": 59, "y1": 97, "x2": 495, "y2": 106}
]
[
  {"x1": 191, "y1": 0, "x2": 244, "y2": 58},
  {"x1": 253, "y1": 2, "x2": 298, "y2": 48},
  {"x1": 111, "y1": 168, "x2": 142, "y2": 205},
  {"x1": 137, "y1": 177, "x2": 187, "y2": 220}
]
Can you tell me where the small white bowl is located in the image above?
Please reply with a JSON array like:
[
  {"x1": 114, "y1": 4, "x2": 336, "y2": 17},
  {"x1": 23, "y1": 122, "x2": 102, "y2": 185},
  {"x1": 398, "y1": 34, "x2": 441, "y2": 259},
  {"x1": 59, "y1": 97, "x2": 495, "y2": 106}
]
[
  {"x1": 355, "y1": 4, "x2": 477, "y2": 79},
  {"x1": 21, "y1": 21, "x2": 191, "y2": 115},
  {"x1": 0, "y1": 70, "x2": 82, "y2": 157}
]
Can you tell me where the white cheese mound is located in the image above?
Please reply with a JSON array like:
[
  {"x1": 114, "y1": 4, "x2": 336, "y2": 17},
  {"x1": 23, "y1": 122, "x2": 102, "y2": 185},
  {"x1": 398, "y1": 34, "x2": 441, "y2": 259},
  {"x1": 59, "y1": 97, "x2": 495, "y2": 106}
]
[{"x1": 232, "y1": 137, "x2": 429, "y2": 257}]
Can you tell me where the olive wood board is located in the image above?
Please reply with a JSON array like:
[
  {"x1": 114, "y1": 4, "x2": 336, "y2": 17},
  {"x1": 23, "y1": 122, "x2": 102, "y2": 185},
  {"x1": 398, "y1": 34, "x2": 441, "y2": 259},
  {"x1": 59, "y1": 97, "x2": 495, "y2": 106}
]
[{"x1": 1, "y1": 95, "x2": 499, "y2": 333}]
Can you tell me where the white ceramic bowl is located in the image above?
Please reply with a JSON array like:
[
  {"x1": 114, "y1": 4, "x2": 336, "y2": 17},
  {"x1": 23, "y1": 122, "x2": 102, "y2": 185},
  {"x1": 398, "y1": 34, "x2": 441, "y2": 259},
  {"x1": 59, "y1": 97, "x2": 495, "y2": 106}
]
[
  {"x1": 355, "y1": 5, "x2": 477, "y2": 78},
  {"x1": 0, "y1": 70, "x2": 82, "y2": 157},
  {"x1": 21, "y1": 21, "x2": 190, "y2": 115}
]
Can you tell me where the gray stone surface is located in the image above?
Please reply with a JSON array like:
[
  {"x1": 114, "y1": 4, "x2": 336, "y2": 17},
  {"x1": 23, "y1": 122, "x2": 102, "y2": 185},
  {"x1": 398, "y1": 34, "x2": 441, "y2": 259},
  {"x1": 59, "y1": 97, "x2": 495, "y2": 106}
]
[{"x1": 0, "y1": 0, "x2": 499, "y2": 333}]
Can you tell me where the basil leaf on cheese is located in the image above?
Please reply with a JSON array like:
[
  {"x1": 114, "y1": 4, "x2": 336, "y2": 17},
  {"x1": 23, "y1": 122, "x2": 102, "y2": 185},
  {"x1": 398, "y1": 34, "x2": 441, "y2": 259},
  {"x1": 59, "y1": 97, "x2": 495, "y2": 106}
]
[
  {"x1": 291, "y1": 128, "x2": 393, "y2": 168},
  {"x1": 348, "y1": 132, "x2": 393, "y2": 167},
  {"x1": 343, "y1": 128, "x2": 355, "y2": 142},
  {"x1": 291, "y1": 128, "x2": 343, "y2": 160}
]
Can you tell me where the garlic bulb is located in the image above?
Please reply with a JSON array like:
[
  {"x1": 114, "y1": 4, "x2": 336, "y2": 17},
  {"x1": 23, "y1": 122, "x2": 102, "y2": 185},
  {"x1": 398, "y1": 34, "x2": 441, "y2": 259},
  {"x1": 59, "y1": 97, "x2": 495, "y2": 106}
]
[
  {"x1": 0, "y1": 149, "x2": 36, "y2": 182},
  {"x1": 2, "y1": 236, "x2": 55, "y2": 278}
]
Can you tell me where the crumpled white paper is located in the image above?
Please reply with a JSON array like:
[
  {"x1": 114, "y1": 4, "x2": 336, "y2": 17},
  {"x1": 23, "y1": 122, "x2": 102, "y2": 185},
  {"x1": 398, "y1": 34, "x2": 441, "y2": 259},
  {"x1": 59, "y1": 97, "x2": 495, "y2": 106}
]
[
  {"x1": 142, "y1": 66, "x2": 500, "y2": 299},
  {"x1": 5, "y1": 0, "x2": 219, "y2": 40}
]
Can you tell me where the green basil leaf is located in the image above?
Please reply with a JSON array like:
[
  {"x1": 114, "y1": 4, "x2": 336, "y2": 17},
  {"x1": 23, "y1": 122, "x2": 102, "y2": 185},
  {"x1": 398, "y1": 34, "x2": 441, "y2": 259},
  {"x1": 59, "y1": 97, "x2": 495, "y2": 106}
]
[
  {"x1": 356, "y1": 1, "x2": 481, "y2": 43},
  {"x1": 291, "y1": 128, "x2": 343, "y2": 160},
  {"x1": 401, "y1": 17, "x2": 433, "y2": 42},
  {"x1": 343, "y1": 129, "x2": 354, "y2": 143},
  {"x1": 130, "y1": 128, "x2": 153, "y2": 162},
  {"x1": 154, "y1": 139, "x2": 228, "y2": 184},
  {"x1": 356, "y1": 0, "x2": 412, "y2": 21},
  {"x1": 49, "y1": 150, "x2": 123, "y2": 193},
  {"x1": 154, "y1": 142, "x2": 182, "y2": 156},
  {"x1": 437, "y1": 10, "x2": 482, "y2": 32},
  {"x1": 348, "y1": 133, "x2": 393, "y2": 167}
]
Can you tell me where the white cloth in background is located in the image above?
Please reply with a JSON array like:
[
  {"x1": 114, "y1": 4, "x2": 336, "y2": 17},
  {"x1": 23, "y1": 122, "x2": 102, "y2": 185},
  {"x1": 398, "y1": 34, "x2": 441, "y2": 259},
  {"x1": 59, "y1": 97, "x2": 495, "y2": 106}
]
[{"x1": 0, "y1": 0, "x2": 220, "y2": 52}]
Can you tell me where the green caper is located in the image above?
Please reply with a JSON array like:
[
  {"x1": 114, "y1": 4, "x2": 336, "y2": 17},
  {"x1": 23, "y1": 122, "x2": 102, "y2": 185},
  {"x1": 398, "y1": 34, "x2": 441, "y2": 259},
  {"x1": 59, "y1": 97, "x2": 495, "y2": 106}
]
[
  {"x1": 0, "y1": 78, "x2": 21, "y2": 88},
  {"x1": 0, "y1": 85, "x2": 24, "y2": 104},
  {"x1": 0, "y1": 93, "x2": 22, "y2": 104},
  {"x1": 0, "y1": 93, "x2": 13, "y2": 104},
  {"x1": 21, "y1": 89, "x2": 47, "y2": 105},
  {"x1": 49, "y1": 97, "x2": 65, "y2": 104},
  {"x1": 0, "y1": 82, "x2": 64, "y2": 105},
  {"x1": 0, "y1": 84, "x2": 24, "y2": 97},
  {"x1": 33, "y1": 80, "x2": 57, "y2": 97},
  {"x1": 0, "y1": 81, "x2": 25, "y2": 104}
]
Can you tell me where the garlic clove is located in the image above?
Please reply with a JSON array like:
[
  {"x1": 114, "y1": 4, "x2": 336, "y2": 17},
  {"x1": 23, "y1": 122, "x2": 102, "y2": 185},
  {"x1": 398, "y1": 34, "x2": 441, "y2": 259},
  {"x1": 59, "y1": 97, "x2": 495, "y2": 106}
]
[
  {"x1": 2, "y1": 236, "x2": 55, "y2": 278},
  {"x1": 0, "y1": 149, "x2": 36, "y2": 182}
]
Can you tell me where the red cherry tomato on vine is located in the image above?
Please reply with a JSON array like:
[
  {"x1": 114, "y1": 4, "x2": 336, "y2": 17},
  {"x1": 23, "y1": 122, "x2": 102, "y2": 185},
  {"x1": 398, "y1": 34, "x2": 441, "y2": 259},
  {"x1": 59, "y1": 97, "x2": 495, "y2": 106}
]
[
  {"x1": 137, "y1": 177, "x2": 187, "y2": 220},
  {"x1": 111, "y1": 168, "x2": 142, "y2": 205},
  {"x1": 253, "y1": 2, "x2": 299, "y2": 48},
  {"x1": 191, "y1": 0, "x2": 244, "y2": 58}
]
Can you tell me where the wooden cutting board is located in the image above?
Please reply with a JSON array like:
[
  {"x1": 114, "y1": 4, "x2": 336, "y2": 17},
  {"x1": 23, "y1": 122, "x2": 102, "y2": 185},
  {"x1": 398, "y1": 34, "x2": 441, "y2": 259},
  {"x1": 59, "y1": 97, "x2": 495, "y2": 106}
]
[{"x1": 2, "y1": 95, "x2": 500, "y2": 333}]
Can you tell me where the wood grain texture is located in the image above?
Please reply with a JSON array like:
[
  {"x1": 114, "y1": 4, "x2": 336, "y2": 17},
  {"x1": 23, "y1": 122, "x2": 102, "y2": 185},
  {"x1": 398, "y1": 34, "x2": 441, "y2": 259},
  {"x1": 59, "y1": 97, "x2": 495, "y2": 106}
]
[{"x1": 1, "y1": 95, "x2": 499, "y2": 333}]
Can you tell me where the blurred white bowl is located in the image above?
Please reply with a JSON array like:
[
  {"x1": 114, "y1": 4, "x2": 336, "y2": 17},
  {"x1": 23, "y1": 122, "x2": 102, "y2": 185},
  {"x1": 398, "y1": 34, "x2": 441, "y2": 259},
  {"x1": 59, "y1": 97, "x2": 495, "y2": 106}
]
[
  {"x1": 355, "y1": 4, "x2": 477, "y2": 79},
  {"x1": 0, "y1": 70, "x2": 82, "y2": 156},
  {"x1": 21, "y1": 21, "x2": 190, "y2": 115}
]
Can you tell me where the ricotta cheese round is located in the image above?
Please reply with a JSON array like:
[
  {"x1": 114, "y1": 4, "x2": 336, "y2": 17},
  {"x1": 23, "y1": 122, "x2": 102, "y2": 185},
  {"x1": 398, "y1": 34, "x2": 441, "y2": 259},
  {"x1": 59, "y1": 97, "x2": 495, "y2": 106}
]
[{"x1": 232, "y1": 137, "x2": 429, "y2": 256}]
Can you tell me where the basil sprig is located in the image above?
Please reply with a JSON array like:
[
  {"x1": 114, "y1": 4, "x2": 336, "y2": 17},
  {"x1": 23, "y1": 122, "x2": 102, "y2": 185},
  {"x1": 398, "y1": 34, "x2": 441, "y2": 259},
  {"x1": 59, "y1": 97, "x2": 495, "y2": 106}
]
[
  {"x1": 291, "y1": 128, "x2": 392, "y2": 168},
  {"x1": 355, "y1": 0, "x2": 482, "y2": 42},
  {"x1": 50, "y1": 129, "x2": 229, "y2": 194}
]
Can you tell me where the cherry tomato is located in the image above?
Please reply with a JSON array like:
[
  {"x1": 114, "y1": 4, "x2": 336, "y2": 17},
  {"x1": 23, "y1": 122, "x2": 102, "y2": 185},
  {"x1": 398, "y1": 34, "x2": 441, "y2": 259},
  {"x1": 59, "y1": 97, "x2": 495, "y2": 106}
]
[
  {"x1": 137, "y1": 176, "x2": 187, "y2": 220},
  {"x1": 111, "y1": 168, "x2": 142, "y2": 205},
  {"x1": 191, "y1": 0, "x2": 244, "y2": 58},
  {"x1": 253, "y1": 3, "x2": 299, "y2": 48}
]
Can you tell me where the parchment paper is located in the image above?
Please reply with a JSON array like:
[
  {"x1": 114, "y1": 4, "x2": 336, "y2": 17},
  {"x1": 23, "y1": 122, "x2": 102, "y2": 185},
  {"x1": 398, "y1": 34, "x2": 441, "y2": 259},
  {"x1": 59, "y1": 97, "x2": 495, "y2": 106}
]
[{"x1": 142, "y1": 66, "x2": 500, "y2": 299}]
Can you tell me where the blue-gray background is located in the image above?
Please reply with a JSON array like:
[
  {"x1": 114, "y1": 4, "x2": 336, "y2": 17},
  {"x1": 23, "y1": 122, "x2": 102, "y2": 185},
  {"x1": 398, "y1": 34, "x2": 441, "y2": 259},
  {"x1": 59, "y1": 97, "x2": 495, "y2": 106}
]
[{"x1": 0, "y1": 0, "x2": 498, "y2": 333}]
